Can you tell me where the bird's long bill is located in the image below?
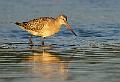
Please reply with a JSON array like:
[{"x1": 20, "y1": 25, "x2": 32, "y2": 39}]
[{"x1": 66, "y1": 23, "x2": 77, "y2": 36}]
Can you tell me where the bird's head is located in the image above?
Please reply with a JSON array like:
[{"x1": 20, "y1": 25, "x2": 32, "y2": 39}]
[
  {"x1": 56, "y1": 14, "x2": 77, "y2": 36},
  {"x1": 57, "y1": 14, "x2": 68, "y2": 25}
]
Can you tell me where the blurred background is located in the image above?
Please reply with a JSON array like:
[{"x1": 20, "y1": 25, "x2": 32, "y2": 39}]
[{"x1": 0, "y1": 0, "x2": 120, "y2": 82}]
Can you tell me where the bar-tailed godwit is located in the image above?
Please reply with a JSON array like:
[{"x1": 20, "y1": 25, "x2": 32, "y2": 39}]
[{"x1": 15, "y1": 14, "x2": 77, "y2": 45}]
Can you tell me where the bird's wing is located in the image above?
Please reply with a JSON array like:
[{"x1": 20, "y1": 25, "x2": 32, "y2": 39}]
[{"x1": 22, "y1": 17, "x2": 55, "y2": 32}]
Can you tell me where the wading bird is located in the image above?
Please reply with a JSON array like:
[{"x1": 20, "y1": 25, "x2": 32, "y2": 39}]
[{"x1": 15, "y1": 14, "x2": 77, "y2": 45}]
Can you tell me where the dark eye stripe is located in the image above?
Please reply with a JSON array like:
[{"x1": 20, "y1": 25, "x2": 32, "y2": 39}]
[{"x1": 62, "y1": 15, "x2": 67, "y2": 21}]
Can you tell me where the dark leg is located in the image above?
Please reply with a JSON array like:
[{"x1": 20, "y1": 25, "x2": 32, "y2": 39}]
[
  {"x1": 29, "y1": 35, "x2": 33, "y2": 45},
  {"x1": 41, "y1": 37, "x2": 45, "y2": 45}
]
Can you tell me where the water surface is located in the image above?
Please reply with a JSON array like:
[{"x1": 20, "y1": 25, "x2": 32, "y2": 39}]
[{"x1": 0, "y1": 0, "x2": 120, "y2": 82}]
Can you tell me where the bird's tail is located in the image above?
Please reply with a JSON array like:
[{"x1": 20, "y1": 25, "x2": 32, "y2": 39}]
[
  {"x1": 15, "y1": 22, "x2": 24, "y2": 26},
  {"x1": 15, "y1": 22, "x2": 28, "y2": 30}
]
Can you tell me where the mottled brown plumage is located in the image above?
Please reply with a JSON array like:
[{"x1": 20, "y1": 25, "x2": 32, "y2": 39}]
[{"x1": 15, "y1": 14, "x2": 77, "y2": 45}]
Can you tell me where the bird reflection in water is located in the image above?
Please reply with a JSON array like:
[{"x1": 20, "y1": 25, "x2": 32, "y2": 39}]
[{"x1": 25, "y1": 47, "x2": 73, "y2": 80}]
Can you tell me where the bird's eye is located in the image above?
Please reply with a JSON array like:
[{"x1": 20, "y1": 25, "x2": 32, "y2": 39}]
[{"x1": 63, "y1": 18, "x2": 65, "y2": 20}]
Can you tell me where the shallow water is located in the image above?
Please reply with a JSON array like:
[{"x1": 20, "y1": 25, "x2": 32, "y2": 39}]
[{"x1": 0, "y1": 0, "x2": 120, "y2": 82}]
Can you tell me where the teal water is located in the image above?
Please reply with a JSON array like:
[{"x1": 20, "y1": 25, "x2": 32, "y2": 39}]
[{"x1": 0, "y1": 0, "x2": 120, "y2": 82}]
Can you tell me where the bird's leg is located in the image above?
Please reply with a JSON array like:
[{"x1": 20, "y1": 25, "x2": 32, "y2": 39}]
[
  {"x1": 41, "y1": 37, "x2": 45, "y2": 46},
  {"x1": 29, "y1": 35, "x2": 33, "y2": 45}
]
